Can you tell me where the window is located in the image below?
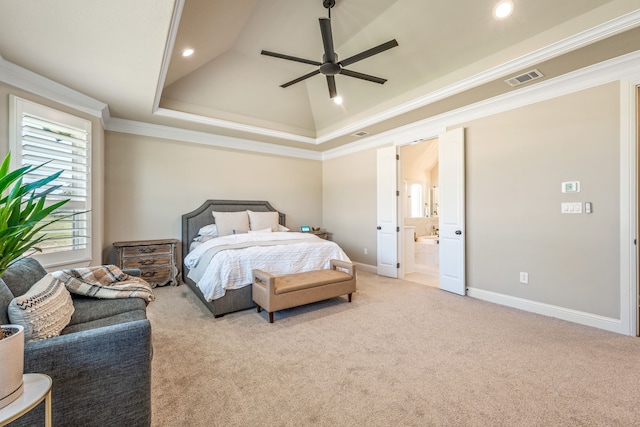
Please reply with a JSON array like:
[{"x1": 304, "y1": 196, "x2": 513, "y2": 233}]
[
  {"x1": 410, "y1": 183, "x2": 423, "y2": 217},
  {"x1": 10, "y1": 96, "x2": 92, "y2": 267}
]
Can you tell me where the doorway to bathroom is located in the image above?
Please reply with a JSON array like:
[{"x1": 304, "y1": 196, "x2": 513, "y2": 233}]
[{"x1": 400, "y1": 138, "x2": 440, "y2": 287}]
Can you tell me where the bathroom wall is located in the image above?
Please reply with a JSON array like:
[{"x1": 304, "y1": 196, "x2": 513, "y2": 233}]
[{"x1": 404, "y1": 217, "x2": 439, "y2": 238}]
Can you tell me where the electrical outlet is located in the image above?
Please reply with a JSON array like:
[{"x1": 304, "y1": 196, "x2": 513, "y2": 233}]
[
  {"x1": 519, "y1": 272, "x2": 529, "y2": 284},
  {"x1": 364, "y1": 248, "x2": 368, "y2": 255}
]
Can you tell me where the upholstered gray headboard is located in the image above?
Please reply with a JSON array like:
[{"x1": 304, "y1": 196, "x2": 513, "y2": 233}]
[{"x1": 181, "y1": 200, "x2": 286, "y2": 279}]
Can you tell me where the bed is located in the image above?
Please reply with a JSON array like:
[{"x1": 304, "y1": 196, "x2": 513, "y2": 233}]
[{"x1": 181, "y1": 200, "x2": 350, "y2": 317}]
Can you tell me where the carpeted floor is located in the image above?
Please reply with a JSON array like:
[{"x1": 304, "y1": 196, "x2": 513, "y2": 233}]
[{"x1": 147, "y1": 271, "x2": 640, "y2": 426}]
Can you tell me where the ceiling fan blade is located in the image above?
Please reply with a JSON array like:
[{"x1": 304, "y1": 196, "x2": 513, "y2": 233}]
[
  {"x1": 327, "y1": 75, "x2": 337, "y2": 98},
  {"x1": 340, "y1": 68, "x2": 387, "y2": 84},
  {"x1": 281, "y1": 69, "x2": 321, "y2": 88},
  {"x1": 261, "y1": 50, "x2": 321, "y2": 67},
  {"x1": 339, "y1": 39, "x2": 399, "y2": 67},
  {"x1": 319, "y1": 17, "x2": 335, "y2": 61}
]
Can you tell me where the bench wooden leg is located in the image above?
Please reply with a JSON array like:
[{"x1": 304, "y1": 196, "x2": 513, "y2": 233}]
[
  {"x1": 256, "y1": 305, "x2": 262, "y2": 313},
  {"x1": 269, "y1": 312, "x2": 274, "y2": 323},
  {"x1": 348, "y1": 293, "x2": 352, "y2": 302}
]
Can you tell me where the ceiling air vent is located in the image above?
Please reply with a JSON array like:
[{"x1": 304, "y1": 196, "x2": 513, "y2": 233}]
[
  {"x1": 352, "y1": 131, "x2": 369, "y2": 138},
  {"x1": 505, "y1": 69, "x2": 543, "y2": 87}
]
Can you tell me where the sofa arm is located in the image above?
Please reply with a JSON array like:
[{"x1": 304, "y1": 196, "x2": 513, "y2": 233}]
[
  {"x1": 123, "y1": 267, "x2": 141, "y2": 277},
  {"x1": 12, "y1": 319, "x2": 152, "y2": 427}
]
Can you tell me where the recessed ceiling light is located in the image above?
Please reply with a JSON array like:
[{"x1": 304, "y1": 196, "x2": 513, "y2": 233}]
[
  {"x1": 333, "y1": 96, "x2": 343, "y2": 105},
  {"x1": 182, "y1": 48, "x2": 194, "y2": 57},
  {"x1": 493, "y1": 0, "x2": 514, "y2": 19}
]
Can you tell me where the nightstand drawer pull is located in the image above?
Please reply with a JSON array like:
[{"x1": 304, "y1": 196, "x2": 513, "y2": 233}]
[
  {"x1": 140, "y1": 247, "x2": 157, "y2": 254},
  {"x1": 142, "y1": 271, "x2": 158, "y2": 278},
  {"x1": 140, "y1": 259, "x2": 157, "y2": 266}
]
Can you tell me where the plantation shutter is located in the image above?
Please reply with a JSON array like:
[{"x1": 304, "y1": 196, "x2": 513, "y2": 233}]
[{"x1": 10, "y1": 96, "x2": 92, "y2": 262}]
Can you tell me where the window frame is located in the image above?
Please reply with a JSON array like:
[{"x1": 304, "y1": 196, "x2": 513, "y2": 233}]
[{"x1": 9, "y1": 95, "x2": 92, "y2": 268}]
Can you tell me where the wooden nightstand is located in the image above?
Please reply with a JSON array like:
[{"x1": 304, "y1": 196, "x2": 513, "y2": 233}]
[
  {"x1": 113, "y1": 239, "x2": 180, "y2": 287},
  {"x1": 310, "y1": 230, "x2": 329, "y2": 240}
]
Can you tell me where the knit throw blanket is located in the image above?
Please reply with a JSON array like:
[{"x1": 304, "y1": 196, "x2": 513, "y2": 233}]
[{"x1": 51, "y1": 265, "x2": 155, "y2": 303}]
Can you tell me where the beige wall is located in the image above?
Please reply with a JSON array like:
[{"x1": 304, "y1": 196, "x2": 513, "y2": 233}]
[
  {"x1": 322, "y1": 148, "x2": 378, "y2": 265},
  {"x1": 464, "y1": 81, "x2": 620, "y2": 318},
  {"x1": 103, "y1": 132, "x2": 322, "y2": 262},
  {"x1": 323, "y1": 81, "x2": 622, "y2": 318},
  {"x1": 0, "y1": 82, "x2": 105, "y2": 267}
]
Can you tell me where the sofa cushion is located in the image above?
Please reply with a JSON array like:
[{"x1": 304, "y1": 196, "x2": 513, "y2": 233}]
[
  {"x1": 68, "y1": 296, "x2": 147, "y2": 326},
  {"x1": 0, "y1": 278, "x2": 13, "y2": 324},
  {"x1": 61, "y1": 309, "x2": 148, "y2": 335},
  {"x1": 8, "y1": 274, "x2": 75, "y2": 341},
  {"x1": 1, "y1": 257, "x2": 48, "y2": 297},
  {"x1": 274, "y1": 269, "x2": 353, "y2": 294}
]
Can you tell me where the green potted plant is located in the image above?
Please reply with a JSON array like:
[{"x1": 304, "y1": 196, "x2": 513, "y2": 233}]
[{"x1": 0, "y1": 151, "x2": 71, "y2": 408}]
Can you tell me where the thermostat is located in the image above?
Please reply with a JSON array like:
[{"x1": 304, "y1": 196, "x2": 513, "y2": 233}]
[
  {"x1": 300, "y1": 225, "x2": 310, "y2": 232},
  {"x1": 561, "y1": 181, "x2": 580, "y2": 193}
]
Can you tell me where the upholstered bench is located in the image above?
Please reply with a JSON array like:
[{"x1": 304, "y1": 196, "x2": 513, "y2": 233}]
[{"x1": 252, "y1": 259, "x2": 356, "y2": 323}]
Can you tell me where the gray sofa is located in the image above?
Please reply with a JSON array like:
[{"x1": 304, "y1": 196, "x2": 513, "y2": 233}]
[{"x1": 0, "y1": 257, "x2": 152, "y2": 427}]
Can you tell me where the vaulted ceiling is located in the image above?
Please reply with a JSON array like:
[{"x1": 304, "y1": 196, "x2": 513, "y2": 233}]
[{"x1": 0, "y1": 0, "x2": 639, "y2": 153}]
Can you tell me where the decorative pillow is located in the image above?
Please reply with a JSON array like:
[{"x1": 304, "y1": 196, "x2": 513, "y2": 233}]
[
  {"x1": 193, "y1": 235, "x2": 216, "y2": 243},
  {"x1": 212, "y1": 211, "x2": 250, "y2": 236},
  {"x1": 248, "y1": 227, "x2": 272, "y2": 234},
  {"x1": 198, "y1": 224, "x2": 218, "y2": 237},
  {"x1": 247, "y1": 210, "x2": 279, "y2": 231},
  {"x1": 7, "y1": 274, "x2": 74, "y2": 341},
  {"x1": 277, "y1": 224, "x2": 290, "y2": 232}
]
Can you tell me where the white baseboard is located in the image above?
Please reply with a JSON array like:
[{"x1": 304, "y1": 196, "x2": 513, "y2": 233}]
[
  {"x1": 467, "y1": 287, "x2": 627, "y2": 335},
  {"x1": 355, "y1": 263, "x2": 377, "y2": 274}
]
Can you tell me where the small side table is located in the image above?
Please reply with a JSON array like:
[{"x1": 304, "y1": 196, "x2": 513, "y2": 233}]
[{"x1": 0, "y1": 373, "x2": 52, "y2": 427}]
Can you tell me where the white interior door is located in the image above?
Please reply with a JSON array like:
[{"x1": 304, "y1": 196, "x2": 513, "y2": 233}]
[
  {"x1": 438, "y1": 128, "x2": 466, "y2": 295},
  {"x1": 377, "y1": 145, "x2": 398, "y2": 278}
]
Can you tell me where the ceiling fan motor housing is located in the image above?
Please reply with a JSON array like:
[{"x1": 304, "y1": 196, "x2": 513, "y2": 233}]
[
  {"x1": 260, "y1": 0, "x2": 397, "y2": 98},
  {"x1": 323, "y1": 0, "x2": 336, "y2": 9}
]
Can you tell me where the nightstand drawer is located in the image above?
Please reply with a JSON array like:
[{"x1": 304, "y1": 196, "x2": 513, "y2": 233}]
[
  {"x1": 122, "y1": 255, "x2": 172, "y2": 269},
  {"x1": 139, "y1": 266, "x2": 173, "y2": 283},
  {"x1": 122, "y1": 244, "x2": 172, "y2": 257}
]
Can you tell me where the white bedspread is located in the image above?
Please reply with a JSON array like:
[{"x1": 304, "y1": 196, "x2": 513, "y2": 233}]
[{"x1": 184, "y1": 232, "x2": 351, "y2": 301}]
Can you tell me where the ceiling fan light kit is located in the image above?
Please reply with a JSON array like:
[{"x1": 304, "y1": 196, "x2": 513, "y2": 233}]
[{"x1": 261, "y1": 0, "x2": 398, "y2": 100}]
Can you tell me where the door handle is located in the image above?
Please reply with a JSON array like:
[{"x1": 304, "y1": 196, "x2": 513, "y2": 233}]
[
  {"x1": 455, "y1": 230, "x2": 462, "y2": 235},
  {"x1": 377, "y1": 226, "x2": 382, "y2": 230}
]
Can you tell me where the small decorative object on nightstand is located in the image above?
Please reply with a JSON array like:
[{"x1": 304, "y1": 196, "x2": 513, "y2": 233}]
[{"x1": 113, "y1": 239, "x2": 180, "y2": 287}]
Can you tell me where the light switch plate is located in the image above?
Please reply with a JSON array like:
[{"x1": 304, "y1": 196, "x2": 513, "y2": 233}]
[{"x1": 561, "y1": 202, "x2": 582, "y2": 213}]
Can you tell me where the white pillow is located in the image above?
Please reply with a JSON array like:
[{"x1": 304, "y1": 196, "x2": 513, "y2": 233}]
[
  {"x1": 198, "y1": 224, "x2": 218, "y2": 237},
  {"x1": 212, "y1": 211, "x2": 250, "y2": 236},
  {"x1": 277, "y1": 224, "x2": 290, "y2": 232},
  {"x1": 247, "y1": 210, "x2": 279, "y2": 231},
  {"x1": 248, "y1": 227, "x2": 272, "y2": 234},
  {"x1": 8, "y1": 274, "x2": 74, "y2": 341}
]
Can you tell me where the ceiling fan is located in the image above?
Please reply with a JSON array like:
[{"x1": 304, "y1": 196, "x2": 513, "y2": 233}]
[{"x1": 261, "y1": 0, "x2": 398, "y2": 100}]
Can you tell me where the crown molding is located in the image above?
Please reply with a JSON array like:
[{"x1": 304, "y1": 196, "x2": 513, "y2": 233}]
[
  {"x1": 153, "y1": 107, "x2": 317, "y2": 145},
  {"x1": 152, "y1": 9, "x2": 640, "y2": 145},
  {"x1": 105, "y1": 117, "x2": 322, "y2": 160},
  {"x1": 0, "y1": 54, "x2": 110, "y2": 126},
  {"x1": 323, "y1": 49, "x2": 640, "y2": 160},
  {"x1": 152, "y1": 0, "x2": 184, "y2": 114},
  {"x1": 317, "y1": 9, "x2": 640, "y2": 144}
]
